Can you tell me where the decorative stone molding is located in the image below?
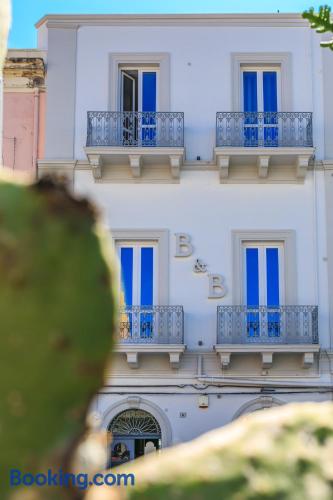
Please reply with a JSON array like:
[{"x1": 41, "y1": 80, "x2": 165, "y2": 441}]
[
  {"x1": 232, "y1": 230, "x2": 297, "y2": 305},
  {"x1": 111, "y1": 229, "x2": 169, "y2": 305},
  {"x1": 100, "y1": 396, "x2": 173, "y2": 447},
  {"x1": 36, "y1": 14, "x2": 312, "y2": 30},
  {"x1": 231, "y1": 52, "x2": 292, "y2": 112},
  {"x1": 37, "y1": 160, "x2": 76, "y2": 187},
  {"x1": 232, "y1": 395, "x2": 285, "y2": 420}
]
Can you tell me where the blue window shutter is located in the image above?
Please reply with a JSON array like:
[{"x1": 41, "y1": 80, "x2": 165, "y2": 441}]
[
  {"x1": 140, "y1": 247, "x2": 154, "y2": 305},
  {"x1": 243, "y1": 72, "x2": 258, "y2": 112},
  {"x1": 246, "y1": 248, "x2": 259, "y2": 306},
  {"x1": 120, "y1": 248, "x2": 133, "y2": 306},
  {"x1": 142, "y1": 72, "x2": 156, "y2": 112},
  {"x1": 263, "y1": 72, "x2": 277, "y2": 112},
  {"x1": 266, "y1": 248, "x2": 280, "y2": 306}
]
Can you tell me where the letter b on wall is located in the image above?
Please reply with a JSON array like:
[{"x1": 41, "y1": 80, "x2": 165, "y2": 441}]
[
  {"x1": 175, "y1": 233, "x2": 193, "y2": 257},
  {"x1": 208, "y1": 274, "x2": 227, "y2": 298}
]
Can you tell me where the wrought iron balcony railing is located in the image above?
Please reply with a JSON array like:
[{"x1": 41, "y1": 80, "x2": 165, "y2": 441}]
[
  {"x1": 87, "y1": 111, "x2": 184, "y2": 147},
  {"x1": 217, "y1": 306, "x2": 318, "y2": 345},
  {"x1": 216, "y1": 112, "x2": 313, "y2": 148},
  {"x1": 118, "y1": 306, "x2": 184, "y2": 344}
]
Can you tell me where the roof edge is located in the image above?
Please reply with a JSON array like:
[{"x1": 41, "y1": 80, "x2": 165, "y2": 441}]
[{"x1": 35, "y1": 13, "x2": 308, "y2": 29}]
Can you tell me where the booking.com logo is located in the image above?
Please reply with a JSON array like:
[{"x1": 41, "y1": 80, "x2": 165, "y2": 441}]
[{"x1": 10, "y1": 469, "x2": 135, "y2": 490}]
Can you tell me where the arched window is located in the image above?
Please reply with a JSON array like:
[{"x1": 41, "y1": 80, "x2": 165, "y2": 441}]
[{"x1": 109, "y1": 409, "x2": 161, "y2": 437}]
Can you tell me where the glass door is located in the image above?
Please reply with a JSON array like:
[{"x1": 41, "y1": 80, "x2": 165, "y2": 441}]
[
  {"x1": 242, "y1": 68, "x2": 280, "y2": 146},
  {"x1": 243, "y1": 242, "x2": 284, "y2": 340},
  {"x1": 120, "y1": 68, "x2": 157, "y2": 146},
  {"x1": 118, "y1": 242, "x2": 158, "y2": 340}
]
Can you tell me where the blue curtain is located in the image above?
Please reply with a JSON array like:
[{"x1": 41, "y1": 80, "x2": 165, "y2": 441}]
[
  {"x1": 140, "y1": 247, "x2": 154, "y2": 338},
  {"x1": 142, "y1": 72, "x2": 156, "y2": 112},
  {"x1": 266, "y1": 248, "x2": 280, "y2": 337},
  {"x1": 142, "y1": 72, "x2": 157, "y2": 145},
  {"x1": 263, "y1": 71, "x2": 278, "y2": 146},
  {"x1": 121, "y1": 248, "x2": 133, "y2": 306},
  {"x1": 141, "y1": 247, "x2": 154, "y2": 305},
  {"x1": 243, "y1": 72, "x2": 258, "y2": 112},
  {"x1": 246, "y1": 248, "x2": 260, "y2": 337},
  {"x1": 243, "y1": 72, "x2": 258, "y2": 146},
  {"x1": 263, "y1": 72, "x2": 277, "y2": 112}
]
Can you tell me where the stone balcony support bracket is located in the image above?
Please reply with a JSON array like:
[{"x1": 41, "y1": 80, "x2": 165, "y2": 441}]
[
  {"x1": 84, "y1": 147, "x2": 185, "y2": 181},
  {"x1": 216, "y1": 154, "x2": 230, "y2": 181},
  {"x1": 218, "y1": 352, "x2": 231, "y2": 368},
  {"x1": 303, "y1": 352, "x2": 315, "y2": 368},
  {"x1": 262, "y1": 351, "x2": 273, "y2": 368},
  {"x1": 214, "y1": 345, "x2": 319, "y2": 370},
  {"x1": 169, "y1": 154, "x2": 183, "y2": 179},
  {"x1": 126, "y1": 352, "x2": 139, "y2": 369},
  {"x1": 115, "y1": 344, "x2": 186, "y2": 369},
  {"x1": 129, "y1": 154, "x2": 142, "y2": 178},
  {"x1": 296, "y1": 154, "x2": 312, "y2": 179},
  {"x1": 257, "y1": 155, "x2": 270, "y2": 178}
]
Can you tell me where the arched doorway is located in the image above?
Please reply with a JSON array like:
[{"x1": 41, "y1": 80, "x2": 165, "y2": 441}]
[
  {"x1": 232, "y1": 396, "x2": 285, "y2": 421},
  {"x1": 108, "y1": 409, "x2": 161, "y2": 467}
]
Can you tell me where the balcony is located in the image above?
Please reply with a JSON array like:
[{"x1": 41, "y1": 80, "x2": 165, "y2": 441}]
[
  {"x1": 215, "y1": 112, "x2": 314, "y2": 182},
  {"x1": 85, "y1": 112, "x2": 185, "y2": 182},
  {"x1": 114, "y1": 306, "x2": 185, "y2": 369},
  {"x1": 214, "y1": 305, "x2": 319, "y2": 369}
]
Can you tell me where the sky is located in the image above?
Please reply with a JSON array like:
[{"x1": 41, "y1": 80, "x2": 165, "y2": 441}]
[{"x1": 9, "y1": 0, "x2": 325, "y2": 48}]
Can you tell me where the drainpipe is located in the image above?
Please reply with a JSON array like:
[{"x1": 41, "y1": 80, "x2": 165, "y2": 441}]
[
  {"x1": 32, "y1": 87, "x2": 39, "y2": 178},
  {"x1": 197, "y1": 354, "x2": 203, "y2": 377},
  {"x1": 196, "y1": 376, "x2": 333, "y2": 389}
]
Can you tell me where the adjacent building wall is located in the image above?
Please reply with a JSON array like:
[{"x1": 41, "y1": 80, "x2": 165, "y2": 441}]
[{"x1": 2, "y1": 49, "x2": 46, "y2": 174}]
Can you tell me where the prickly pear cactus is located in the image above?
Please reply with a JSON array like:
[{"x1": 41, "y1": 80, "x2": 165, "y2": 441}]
[
  {"x1": 86, "y1": 402, "x2": 333, "y2": 500},
  {"x1": 0, "y1": 175, "x2": 117, "y2": 499}
]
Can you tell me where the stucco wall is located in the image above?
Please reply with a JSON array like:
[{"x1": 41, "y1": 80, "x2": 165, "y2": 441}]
[
  {"x1": 3, "y1": 92, "x2": 34, "y2": 171},
  {"x1": 3, "y1": 90, "x2": 45, "y2": 172},
  {"x1": 73, "y1": 24, "x2": 317, "y2": 161},
  {"x1": 74, "y1": 168, "x2": 330, "y2": 349}
]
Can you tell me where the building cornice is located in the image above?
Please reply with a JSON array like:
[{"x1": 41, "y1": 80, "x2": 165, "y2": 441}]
[
  {"x1": 6, "y1": 49, "x2": 47, "y2": 59},
  {"x1": 35, "y1": 13, "x2": 310, "y2": 30}
]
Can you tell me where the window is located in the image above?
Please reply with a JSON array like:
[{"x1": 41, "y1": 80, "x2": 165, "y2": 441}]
[
  {"x1": 112, "y1": 229, "x2": 169, "y2": 305},
  {"x1": 243, "y1": 242, "x2": 285, "y2": 338},
  {"x1": 117, "y1": 241, "x2": 158, "y2": 306},
  {"x1": 119, "y1": 67, "x2": 158, "y2": 146},
  {"x1": 117, "y1": 241, "x2": 158, "y2": 340},
  {"x1": 241, "y1": 67, "x2": 281, "y2": 113},
  {"x1": 120, "y1": 68, "x2": 158, "y2": 113},
  {"x1": 241, "y1": 66, "x2": 281, "y2": 147}
]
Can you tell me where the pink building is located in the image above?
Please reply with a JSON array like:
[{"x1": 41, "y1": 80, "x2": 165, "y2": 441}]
[{"x1": 2, "y1": 49, "x2": 46, "y2": 175}]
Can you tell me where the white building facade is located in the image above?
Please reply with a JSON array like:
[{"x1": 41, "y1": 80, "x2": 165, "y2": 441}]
[{"x1": 37, "y1": 14, "x2": 333, "y2": 465}]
